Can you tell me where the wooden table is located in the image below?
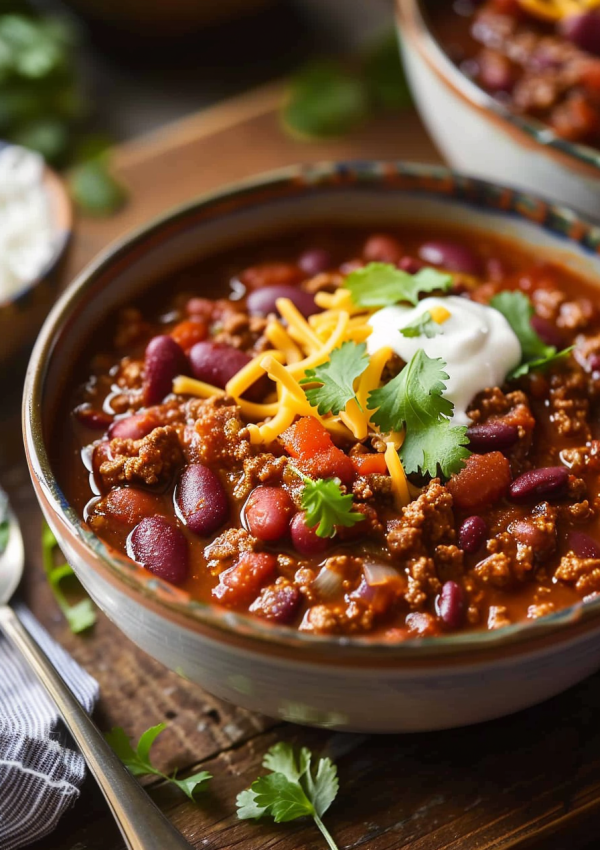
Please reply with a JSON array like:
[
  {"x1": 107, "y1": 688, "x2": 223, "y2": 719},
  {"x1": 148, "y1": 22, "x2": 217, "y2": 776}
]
[{"x1": 5, "y1": 83, "x2": 600, "y2": 850}]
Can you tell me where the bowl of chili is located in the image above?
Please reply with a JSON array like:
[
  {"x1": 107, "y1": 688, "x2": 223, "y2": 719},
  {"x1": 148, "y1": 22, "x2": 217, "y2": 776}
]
[{"x1": 23, "y1": 161, "x2": 600, "y2": 732}]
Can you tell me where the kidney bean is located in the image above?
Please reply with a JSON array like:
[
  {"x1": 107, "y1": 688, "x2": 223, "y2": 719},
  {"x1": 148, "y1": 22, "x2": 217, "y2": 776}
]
[
  {"x1": 144, "y1": 335, "x2": 188, "y2": 406},
  {"x1": 239, "y1": 262, "x2": 304, "y2": 291},
  {"x1": 102, "y1": 487, "x2": 162, "y2": 525},
  {"x1": 128, "y1": 516, "x2": 189, "y2": 584},
  {"x1": 249, "y1": 581, "x2": 301, "y2": 624},
  {"x1": 189, "y1": 341, "x2": 251, "y2": 388},
  {"x1": 437, "y1": 581, "x2": 465, "y2": 629},
  {"x1": 245, "y1": 486, "x2": 295, "y2": 541},
  {"x1": 447, "y1": 452, "x2": 511, "y2": 511},
  {"x1": 212, "y1": 552, "x2": 277, "y2": 606},
  {"x1": 176, "y1": 464, "x2": 229, "y2": 536},
  {"x1": 459, "y1": 515, "x2": 488, "y2": 553},
  {"x1": 530, "y1": 315, "x2": 564, "y2": 349},
  {"x1": 74, "y1": 405, "x2": 113, "y2": 430},
  {"x1": 185, "y1": 297, "x2": 214, "y2": 322},
  {"x1": 109, "y1": 409, "x2": 159, "y2": 440},
  {"x1": 509, "y1": 467, "x2": 569, "y2": 503},
  {"x1": 418, "y1": 240, "x2": 483, "y2": 275},
  {"x1": 290, "y1": 512, "x2": 330, "y2": 556},
  {"x1": 363, "y1": 234, "x2": 404, "y2": 265},
  {"x1": 397, "y1": 256, "x2": 424, "y2": 274},
  {"x1": 568, "y1": 530, "x2": 600, "y2": 559},
  {"x1": 510, "y1": 515, "x2": 556, "y2": 559},
  {"x1": 560, "y1": 12, "x2": 600, "y2": 56},
  {"x1": 588, "y1": 353, "x2": 600, "y2": 374},
  {"x1": 298, "y1": 248, "x2": 332, "y2": 277},
  {"x1": 246, "y1": 284, "x2": 317, "y2": 319},
  {"x1": 467, "y1": 421, "x2": 519, "y2": 453},
  {"x1": 478, "y1": 51, "x2": 516, "y2": 92}
]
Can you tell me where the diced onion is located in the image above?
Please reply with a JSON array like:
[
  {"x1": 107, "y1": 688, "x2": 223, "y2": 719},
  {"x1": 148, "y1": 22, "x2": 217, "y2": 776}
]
[
  {"x1": 312, "y1": 566, "x2": 344, "y2": 600},
  {"x1": 363, "y1": 560, "x2": 401, "y2": 587}
]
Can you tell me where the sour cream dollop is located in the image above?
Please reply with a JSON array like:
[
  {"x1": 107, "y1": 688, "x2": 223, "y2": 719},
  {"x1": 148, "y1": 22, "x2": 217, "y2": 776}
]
[{"x1": 367, "y1": 295, "x2": 522, "y2": 425}]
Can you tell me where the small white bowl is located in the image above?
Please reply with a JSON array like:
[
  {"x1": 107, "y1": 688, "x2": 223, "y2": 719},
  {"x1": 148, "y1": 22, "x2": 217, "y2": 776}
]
[
  {"x1": 23, "y1": 162, "x2": 600, "y2": 733},
  {"x1": 397, "y1": 0, "x2": 600, "y2": 220}
]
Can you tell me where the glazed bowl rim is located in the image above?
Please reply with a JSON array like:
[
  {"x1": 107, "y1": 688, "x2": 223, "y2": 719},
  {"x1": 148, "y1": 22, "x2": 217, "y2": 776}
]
[
  {"x1": 22, "y1": 159, "x2": 600, "y2": 663},
  {"x1": 397, "y1": 0, "x2": 600, "y2": 178}
]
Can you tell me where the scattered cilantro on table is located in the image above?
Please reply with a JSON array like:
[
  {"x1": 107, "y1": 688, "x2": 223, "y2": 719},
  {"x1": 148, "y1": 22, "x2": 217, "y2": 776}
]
[
  {"x1": 291, "y1": 468, "x2": 364, "y2": 538},
  {"x1": 489, "y1": 291, "x2": 573, "y2": 378},
  {"x1": 367, "y1": 350, "x2": 470, "y2": 478},
  {"x1": 300, "y1": 341, "x2": 369, "y2": 415},
  {"x1": 346, "y1": 262, "x2": 452, "y2": 308},
  {"x1": 69, "y1": 155, "x2": 127, "y2": 217},
  {"x1": 237, "y1": 742, "x2": 340, "y2": 850},
  {"x1": 0, "y1": 490, "x2": 9, "y2": 555},
  {"x1": 399, "y1": 310, "x2": 444, "y2": 339},
  {"x1": 41, "y1": 522, "x2": 96, "y2": 633},
  {"x1": 105, "y1": 723, "x2": 212, "y2": 802}
]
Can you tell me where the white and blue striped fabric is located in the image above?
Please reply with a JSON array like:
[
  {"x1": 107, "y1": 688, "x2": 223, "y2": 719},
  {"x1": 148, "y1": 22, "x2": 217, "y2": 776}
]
[{"x1": 0, "y1": 606, "x2": 98, "y2": 850}]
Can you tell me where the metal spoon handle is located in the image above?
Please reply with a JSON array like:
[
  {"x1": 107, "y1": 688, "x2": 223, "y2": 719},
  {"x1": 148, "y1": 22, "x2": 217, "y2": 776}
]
[{"x1": 0, "y1": 605, "x2": 193, "y2": 850}]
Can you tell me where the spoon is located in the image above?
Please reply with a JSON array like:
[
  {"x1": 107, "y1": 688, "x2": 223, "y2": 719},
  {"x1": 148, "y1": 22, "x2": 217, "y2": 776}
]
[{"x1": 0, "y1": 503, "x2": 194, "y2": 850}]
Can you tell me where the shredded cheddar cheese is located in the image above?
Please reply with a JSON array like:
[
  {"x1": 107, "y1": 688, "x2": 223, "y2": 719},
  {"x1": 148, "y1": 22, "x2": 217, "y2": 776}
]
[
  {"x1": 517, "y1": 0, "x2": 600, "y2": 20},
  {"x1": 384, "y1": 441, "x2": 410, "y2": 509}
]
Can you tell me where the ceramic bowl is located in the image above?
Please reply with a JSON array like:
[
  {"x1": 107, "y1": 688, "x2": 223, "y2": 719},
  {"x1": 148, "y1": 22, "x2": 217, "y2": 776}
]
[
  {"x1": 396, "y1": 0, "x2": 600, "y2": 220},
  {"x1": 0, "y1": 155, "x2": 71, "y2": 364},
  {"x1": 22, "y1": 161, "x2": 600, "y2": 733}
]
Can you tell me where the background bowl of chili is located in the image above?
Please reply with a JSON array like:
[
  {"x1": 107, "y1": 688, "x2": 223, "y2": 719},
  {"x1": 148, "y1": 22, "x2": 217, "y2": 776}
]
[
  {"x1": 397, "y1": 0, "x2": 600, "y2": 220},
  {"x1": 23, "y1": 160, "x2": 600, "y2": 733}
]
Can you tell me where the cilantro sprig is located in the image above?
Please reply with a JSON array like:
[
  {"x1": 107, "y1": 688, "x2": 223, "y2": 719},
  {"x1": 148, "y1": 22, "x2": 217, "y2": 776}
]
[
  {"x1": 291, "y1": 468, "x2": 364, "y2": 538},
  {"x1": 41, "y1": 522, "x2": 96, "y2": 633},
  {"x1": 367, "y1": 350, "x2": 470, "y2": 478},
  {"x1": 0, "y1": 490, "x2": 9, "y2": 555},
  {"x1": 300, "y1": 341, "x2": 369, "y2": 415},
  {"x1": 105, "y1": 723, "x2": 212, "y2": 802},
  {"x1": 346, "y1": 262, "x2": 452, "y2": 308},
  {"x1": 399, "y1": 310, "x2": 444, "y2": 339},
  {"x1": 237, "y1": 742, "x2": 340, "y2": 850},
  {"x1": 490, "y1": 291, "x2": 573, "y2": 378}
]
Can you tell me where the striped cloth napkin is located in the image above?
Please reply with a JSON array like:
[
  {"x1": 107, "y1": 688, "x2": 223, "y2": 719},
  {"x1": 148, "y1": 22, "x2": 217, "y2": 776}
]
[{"x1": 0, "y1": 605, "x2": 98, "y2": 850}]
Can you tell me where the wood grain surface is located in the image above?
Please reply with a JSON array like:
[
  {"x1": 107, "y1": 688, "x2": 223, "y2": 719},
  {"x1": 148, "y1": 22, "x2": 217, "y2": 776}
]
[{"x1": 4, "y1": 83, "x2": 600, "y2": 850}]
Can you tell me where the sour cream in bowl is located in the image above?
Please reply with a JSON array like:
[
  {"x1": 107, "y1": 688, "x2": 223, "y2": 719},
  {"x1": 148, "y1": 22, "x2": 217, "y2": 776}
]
[{"x1": 367, "y1": 295, "x2": 522, "y2": 425}]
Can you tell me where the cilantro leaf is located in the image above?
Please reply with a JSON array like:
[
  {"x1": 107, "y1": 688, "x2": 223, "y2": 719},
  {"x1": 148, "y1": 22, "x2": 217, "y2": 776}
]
[
  {"x1": 399, "y1": 310, "x2": 444, "y2": 339},
  {"x1": 41, "y1": 522, "x2": 96, "y2": 633},
  {"x1": 237, "y1": 743, "x2": 340, "y2": 850},
  {"x1": 367, "y1": 350, "x2": 470, "y2": 478},
  {"x1": 105, "y1": 723, "x2": 212, "y2": 801},
  {"x1": 69, "y1": 155, "x2": 128, "y2": 217},
  {"x1": 292, "y1": 470, "x2": 364, "y2": 538},
  {"x1": 346, "y1": 263, "x2": 452, "y2": 308},
  {"x1": 300, "y1": 341, "x2": 369, "y2": 415},
  {"x1": 510, "y1": 346, "x2": 574, "y2": 379},
  {"x1": 0, "y1": 490, "x2": 9, "y2": 555}
]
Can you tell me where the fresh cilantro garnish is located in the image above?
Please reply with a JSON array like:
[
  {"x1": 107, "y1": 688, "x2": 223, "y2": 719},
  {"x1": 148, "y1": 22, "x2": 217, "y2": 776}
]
[
  {"x1": 237, "y1": 742, "x2": 339, "y2": 850},
  {"x1": 300, "y1": 341, "x2": 369, "y2": 415},
  {"x1": 399, "y1": 310, "x2": 444, "y2": 339},
  {"x1": 0, "y1": 491, "x2": 9, "y2": 555},
  {"x1": 489, "y1": 291, "x2": 572, "y2": 378},
  {"x1": 367, "y1": 350, "x2": 470, "y2": 478},
  {"x1": 105, "y1": 723, "x2": 212, "y2": 802},
  {"x1": 346, "y1": 262, "x2": 452, "y2": 308},
  {"x1": 291, "y1": 468, "x2": 364, "y2": 538},
  {"x1": 41, "y1": 522, "x2": 96, "y2": 633},
  {"x1": 69, "y1": 155, "x2": 128, "y2": 216}
]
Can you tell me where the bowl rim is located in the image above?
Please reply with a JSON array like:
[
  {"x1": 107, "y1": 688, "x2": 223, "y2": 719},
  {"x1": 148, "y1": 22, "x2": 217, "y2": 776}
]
[
  {"x1": 22, "y1": 159, "x2": 600, "y2": 665},
  {"x1": 397, "y1": 0, "x2": 600, "y2": 179}
]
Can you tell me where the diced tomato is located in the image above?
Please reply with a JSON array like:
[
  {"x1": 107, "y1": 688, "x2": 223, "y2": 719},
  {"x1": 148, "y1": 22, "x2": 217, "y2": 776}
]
[
  {"x1": 280, "y1": 417, "x2": 333, "y2": 459},
  {"x1": 239, "y1": 262, "x2": 303, "y2": 291},
  {"x1": 447, "y1": 452, "x2": 512, "y2": 512},
  {"x1": 212, "y1": 552, "x2": 277, "y2": 607},
  {"x1": 580, "y1": 60, "x2": 600, "y2": 99},
  {"x1": 352, "y1": 453, "x2": 388, "y2": 476},
  {"x1": 170, "y1": 319, "x2": 207, "y2": 352},
  {"x1": 298, "y1": 447, "x2": 355, "y2": 486}
]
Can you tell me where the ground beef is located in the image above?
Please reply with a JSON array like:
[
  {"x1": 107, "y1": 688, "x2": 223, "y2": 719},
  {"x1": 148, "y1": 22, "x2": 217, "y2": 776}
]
[
  {"x1": 386, "y1": 480, "x2": 456, "y2": 561},
  {"x1": 560, "y1": 441, "x2": 600, "y2": 475},
  {"x1": 233, "y1": 453, "x2": 288, "y2": 500},
  {"x1": 188, "y1": 397, "x2": 251, "y2": 466},
  {"x1": 99, "y1": 426, "x2": 182, "y2": 488},
  {"x1": 302, "y1": 271, "x2": 345, "y2": 294},
  {"x1": 548, "y1": 367, "x2": 591, "y2": 440},
  {"x1": 487, "y1": 605, "x2": 512, "y2": 630},
  {"x1": 352, "y1": 474, "x2": 393, "y2": 502},
  {"x1": 434, "y1": 544, "x2": 464, "y2": 580},
  {"x1": 213, "y1": 312, "x2": 268, "y2": 351},
  {"x1": 204, "y1": 528, "x2": 259, "y2": 574},
  {"x1": 475, "y1": 530, "x2": 535, "y2": 587},
  {"x1": 555, "y1": 553, "x2": 600, "y2": 595},
  {"x1": 113, "y1": 308, "x2": 151, "y2": 349},
  {"x1": 467, "y1": 386, "x2": 535, "y2": 464},
  {"x1": 404, "y1": 557, "x2": 441, "y2": 608},
  {"x1": 299, "y1": 601, "x2": 374, "y2": 635}
]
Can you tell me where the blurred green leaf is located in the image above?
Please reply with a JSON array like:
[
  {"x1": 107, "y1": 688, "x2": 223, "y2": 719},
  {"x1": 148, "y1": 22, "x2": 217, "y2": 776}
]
[
  {"x1": 69, "y1": 156, "x2": 128, "y2": 216},
  {"x1": 12, "y1": 117, "x2": 70, "y2": 161},
  {"x1": 363, "y1": 29, "x2": 411, "y2": 112}
]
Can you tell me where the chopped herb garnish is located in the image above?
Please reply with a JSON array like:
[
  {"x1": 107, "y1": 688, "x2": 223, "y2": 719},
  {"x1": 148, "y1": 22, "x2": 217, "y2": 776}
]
[
  {"x1": 300, "y1": 341, "x2": 369, "y2": 415},
  {"x1": 105, "y1": 723, "x2": 212, "y2": 802},
  {"x1": 68, "y1": 155, "x2": 128, "y2": 216},
  {"x1": 368, "y1": 350, "x2": 470, "y2": 478},
  {"x1": 0, "y1": 491, "x2": 9, "y2": 555},
  {"x1": 346, "y1": 262, "x2": 452, "y2": 308},
  {"x1": 291, "y1": 468, "x2": 364, "y2": 538},
  {"x1": 237, "y1": 742, "x2": 340, "y2": 850},
  {"x1": 399, "y1": 310, "x2": 444, "y2": 339},
  {"x1": 41, "y1": 522, "x2": 96, "y2": 633}
]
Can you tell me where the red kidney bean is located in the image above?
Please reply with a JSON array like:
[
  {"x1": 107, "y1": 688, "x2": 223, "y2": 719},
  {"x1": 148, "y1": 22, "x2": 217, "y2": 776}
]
[
  {"x1": 189, "y1": 341, "x2": 251, "y2": 388},
  {"x1": 185, "y1": 297, "x2": 214, "y2": 322},
  {"x1": 588, "y1": 353, "x2": 600, "y2": 374},
  {"x1": 144, "y1": 335, "x2": 188, "y2": 406},
  {"x1": 509, "y1": 467, "x2": 569, "y2": 503},
  {"x1": 176, "y1": 464, "x2": 229, "y2": 536},
  {"x1": 467, "y1": 421, "x2": 519, "y2": 453},
  {"x1": 290, "y1": 512, "x2": 330, "y2": 556},
  {"x1": 363, "y1": 234, "x2": 404, "y2": 265},
  {"x1": 437, "y1": 581, "x2": 465, "y2": 629},
  {"x1": 128, "y1": 516, "x2": 189, "y2": 584},
  {"x1": 397, "y1": 256, "x2": 424, "y2": 274},
  {"x1": 102, "y1": 487, "x2": 162, "y2": 525},
  {"x1": 560, "y1": 12, "x2": 600, "y2": 56},
  {"x1": 212, "y1": 552, "x2": 277, "y2": 606},
  {"x1": 74, "y1": 405, "x2": 113, "y2": 430},
  {"x1": 530, "y1": 315, "x2": 564, "y2": 349},
  {"x1": 568, "y1": 530, "x2": 600, "y2": 559},
  {"x1": 418, "y1": 240, "x2": 483, "y2": 275},
  {"x1": 109, "y1": 409, "x2": 159, "y2": 441},
  {"x1": 298, "y1": 248, "x2": 332, "y2": 276},
  {"x1": 510, "y1": 517, "x2": 556, "y2": 558},
  {"x1": 249, "y1": 581, "x2": 301, "y2": 624},
  {"x1": 246, "y1": 285, "x2": 317, "y2": 319},
  {"x1": 245, "y1": 486, "x2": 295, "y2": 541},
  {"x1": 239, "y1": 263, "x2": 304, "y2": 291},
  {"x1": 458, "y1": 515, "x2": 488, "y2": 553},
  {"x1": 477, "y1": 51, "x2": 516, "y2": 92}
]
